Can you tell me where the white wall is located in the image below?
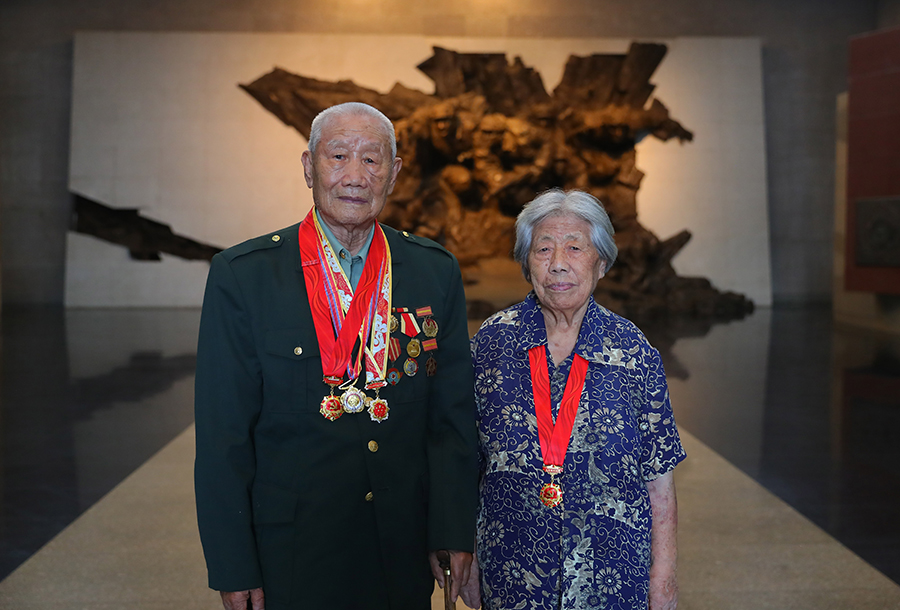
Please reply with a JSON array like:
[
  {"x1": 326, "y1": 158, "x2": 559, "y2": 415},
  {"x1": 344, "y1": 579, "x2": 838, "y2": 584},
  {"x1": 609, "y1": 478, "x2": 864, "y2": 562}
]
[{"x1": 66, "y1": 33, "x2": 770, "y2": 307}]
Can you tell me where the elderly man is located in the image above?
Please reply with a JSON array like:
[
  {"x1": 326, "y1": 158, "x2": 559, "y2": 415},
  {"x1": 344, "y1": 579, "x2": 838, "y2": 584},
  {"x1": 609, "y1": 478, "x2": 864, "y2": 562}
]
[{"x1": 195, "y1": 102, "x2": 478, "y2": 610}]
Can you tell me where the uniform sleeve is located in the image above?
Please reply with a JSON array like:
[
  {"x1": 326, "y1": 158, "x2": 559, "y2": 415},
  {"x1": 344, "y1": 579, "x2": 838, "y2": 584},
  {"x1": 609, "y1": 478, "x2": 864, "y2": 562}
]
[
  {"x1": 194, "y1": 253, "x2": 264, "y2": 591},
  {"x1": 638, "y1": 346, "x2": 686, "y2": 482},
  {"x1": 426, "y1": 257, "x2": 479, "y2": 552}
]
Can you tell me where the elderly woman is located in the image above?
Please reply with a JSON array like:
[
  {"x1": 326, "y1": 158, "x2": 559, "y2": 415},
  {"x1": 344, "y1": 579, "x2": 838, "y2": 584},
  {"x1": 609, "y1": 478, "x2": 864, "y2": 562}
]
[{"x1": 466, "y1": 189, "x2": 685, "y2": 610}]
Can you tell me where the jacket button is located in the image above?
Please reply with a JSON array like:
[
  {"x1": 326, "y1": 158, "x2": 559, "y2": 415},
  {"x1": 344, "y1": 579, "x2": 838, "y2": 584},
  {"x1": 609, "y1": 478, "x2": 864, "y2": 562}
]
[
  {"x1": 293, "y1": 346, "x2": 303, "y2": 356},
  {"x1": 365, "y1": 492, "x2": 374, "y2": 502},
  {"x1": 368, "y1": 440, "x2": 379, "y2": 452},
  {"x1": 271, "y1": 235, "x2": 281, "y2": 242},
  {"x1": 402, "y1": 231, "x2": 409, "y2": 237}
]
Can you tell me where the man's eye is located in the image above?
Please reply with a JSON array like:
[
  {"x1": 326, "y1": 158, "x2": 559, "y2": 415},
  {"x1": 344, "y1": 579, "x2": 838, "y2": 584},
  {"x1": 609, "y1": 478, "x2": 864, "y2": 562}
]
[{"x1": 333, "y1": 154, "x2": 345, "y2": 160}]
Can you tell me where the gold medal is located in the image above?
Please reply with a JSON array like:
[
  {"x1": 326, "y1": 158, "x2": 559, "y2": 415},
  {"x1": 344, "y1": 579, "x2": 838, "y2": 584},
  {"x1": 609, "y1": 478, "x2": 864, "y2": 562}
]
[
  {"x1": 389, "y1": 315, "x2": 399, "y2": 333},
  {"x1": 422, "y1": 317, "x2": 439, "y2": 337},
  {"x1": 368, "y1": 397, "x2": 389, "y2": 423},
  {"x1": 320, "y1": 395, "x2": 343, "y2": 421},
  {"x1": 341, "y1": 386, "x2": 366, "y2": 414},
  {"x1": 407, "y1": 338, "x2": 422, "y2": 358},
  {"x1": 539, "y1": 482, "x2": 562, "y2": 507}
]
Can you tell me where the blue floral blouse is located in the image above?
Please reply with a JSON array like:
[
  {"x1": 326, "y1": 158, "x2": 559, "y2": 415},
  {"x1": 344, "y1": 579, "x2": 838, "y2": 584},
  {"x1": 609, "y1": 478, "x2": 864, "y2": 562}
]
[{"x1": 471, "y1": 293, "x2": 685, "y2": 610}]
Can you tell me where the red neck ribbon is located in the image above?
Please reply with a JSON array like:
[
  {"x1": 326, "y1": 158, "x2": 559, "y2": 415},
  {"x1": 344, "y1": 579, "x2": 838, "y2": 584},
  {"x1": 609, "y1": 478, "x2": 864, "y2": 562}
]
[
  {"x1": 528, "y1": 346, "x2": 589, "y2": 468},
  {"x1": 297, "y1": 211, "x2": 386, "y2": 384}
]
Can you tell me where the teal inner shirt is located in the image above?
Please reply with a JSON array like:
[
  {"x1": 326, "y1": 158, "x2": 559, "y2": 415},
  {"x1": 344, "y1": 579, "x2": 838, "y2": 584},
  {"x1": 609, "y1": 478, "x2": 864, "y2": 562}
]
[{"x1": 315, "y1": 208, "x2": 375, "y2": 292}]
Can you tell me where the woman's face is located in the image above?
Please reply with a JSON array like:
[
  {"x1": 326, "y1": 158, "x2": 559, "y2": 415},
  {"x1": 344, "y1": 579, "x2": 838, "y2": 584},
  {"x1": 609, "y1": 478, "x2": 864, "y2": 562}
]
[{"x1": 528, "y1": 214, "x2": 605, "y2": 318}]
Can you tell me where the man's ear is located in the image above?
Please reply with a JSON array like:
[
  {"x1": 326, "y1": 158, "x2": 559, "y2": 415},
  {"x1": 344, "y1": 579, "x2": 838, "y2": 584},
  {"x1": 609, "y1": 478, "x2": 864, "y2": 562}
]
[
  {"x1": 301, "y1": 150, "x2": 315, "y2": 188},
  {"x1": 387, "y1": 156, "x2": 403, "y2": 195}
]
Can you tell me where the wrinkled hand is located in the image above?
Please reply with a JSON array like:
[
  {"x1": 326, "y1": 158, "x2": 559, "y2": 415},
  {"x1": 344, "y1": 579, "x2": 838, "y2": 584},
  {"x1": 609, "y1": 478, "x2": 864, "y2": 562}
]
[
  {"x1": 221, "y1": 587, "x2": 265, "y2": 610},
  {"x1": 429, "y1": 549, "x2": 473, "y2": 604},
  {"x1": 458, "y1": 553, "x2": 482, "y2": 609}
]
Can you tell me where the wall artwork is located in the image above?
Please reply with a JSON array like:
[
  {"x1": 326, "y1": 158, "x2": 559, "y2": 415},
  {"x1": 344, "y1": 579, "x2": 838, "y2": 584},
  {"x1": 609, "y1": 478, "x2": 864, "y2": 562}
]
[
  {"x1": 241, "y1": 44, "x2": 752, "y2": 320},
  {"x1": 66, "y1": 34, "x2": 770, "y2": 309}
]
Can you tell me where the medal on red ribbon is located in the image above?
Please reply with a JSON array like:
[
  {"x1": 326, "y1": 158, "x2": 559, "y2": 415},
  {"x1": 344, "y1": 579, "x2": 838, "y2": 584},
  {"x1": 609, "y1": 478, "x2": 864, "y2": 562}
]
[
  {"x1": 298, "y1": 210, "x2": 392, "y2": 422},
  {"x1": 528, "y1": 346, "x2": 589, "y2": 508}
]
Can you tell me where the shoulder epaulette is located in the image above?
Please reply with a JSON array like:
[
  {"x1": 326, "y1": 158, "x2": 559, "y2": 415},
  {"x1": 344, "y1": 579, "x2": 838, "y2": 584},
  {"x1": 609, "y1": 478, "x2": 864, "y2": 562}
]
[{"x1": 220, "y1": 225, "x2": 296, "y2": 262}]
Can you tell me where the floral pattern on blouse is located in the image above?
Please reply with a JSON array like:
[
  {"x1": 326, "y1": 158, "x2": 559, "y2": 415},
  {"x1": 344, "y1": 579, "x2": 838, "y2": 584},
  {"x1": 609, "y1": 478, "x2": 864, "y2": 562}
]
[{"x1": 471, "y1": 293, "x2": 685, "y2": 610}]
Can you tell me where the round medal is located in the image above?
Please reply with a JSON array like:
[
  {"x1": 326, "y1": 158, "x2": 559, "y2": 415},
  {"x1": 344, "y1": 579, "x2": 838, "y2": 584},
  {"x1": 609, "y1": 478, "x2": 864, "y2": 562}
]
[
  {"x1": 407, "y1": 338, "x2": 422, "y2": 358},
  {"x1": 320, "y1": 395, "x2": 343, "y2": 421},
  {"x1": 368, "y1": 398, "x2": 389, "y2": 423},
  {"x1": 387, "y1": 368, "x2": 401, "y2": 385},
  {"x1": 539, "y1": 482, "x2": 563, "y2": 507},
  {"x1": 389, "y1": 315, "x2": 399, "y2": 333},
  {"x1": 403, "y1": 358, "x2": 418, "y2": 377},
  {"x1": 422, "y1": 317, "x2": 439, "y2": 338},
  {"x1": 341, "y1": 386, "x2": 366, "y2": 414}
]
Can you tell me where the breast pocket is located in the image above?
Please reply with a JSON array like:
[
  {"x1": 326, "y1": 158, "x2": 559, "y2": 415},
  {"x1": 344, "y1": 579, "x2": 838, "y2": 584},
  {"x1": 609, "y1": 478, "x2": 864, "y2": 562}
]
[{"x1": 262, "y1": 327, "x2": 319, "y2": 413}]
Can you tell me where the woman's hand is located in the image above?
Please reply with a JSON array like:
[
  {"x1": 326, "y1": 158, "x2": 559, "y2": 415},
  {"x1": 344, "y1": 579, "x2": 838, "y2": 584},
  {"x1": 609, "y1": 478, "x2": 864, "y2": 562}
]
[{"x1": 459, "y1": 553, "x2": 482, "y2": 608}]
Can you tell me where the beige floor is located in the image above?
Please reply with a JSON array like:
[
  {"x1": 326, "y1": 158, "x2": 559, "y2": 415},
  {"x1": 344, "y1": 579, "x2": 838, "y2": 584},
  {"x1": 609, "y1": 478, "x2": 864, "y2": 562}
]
[{"x1": 1, "y1": 426, "x2": 898, "y2": 609}]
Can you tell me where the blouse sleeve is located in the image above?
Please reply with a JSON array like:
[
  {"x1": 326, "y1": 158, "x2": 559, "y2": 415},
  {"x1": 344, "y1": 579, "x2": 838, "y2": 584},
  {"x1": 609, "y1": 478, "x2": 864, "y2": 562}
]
[{"x1": 638, "y1": 344, "x2": 686, "y2": 481}]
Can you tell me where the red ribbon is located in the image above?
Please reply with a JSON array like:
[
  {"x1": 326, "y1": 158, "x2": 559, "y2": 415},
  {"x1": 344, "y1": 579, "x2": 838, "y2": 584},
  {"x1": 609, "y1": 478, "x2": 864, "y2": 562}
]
[
  {"x1": 298, "y1": 210, "x2": 387, "y2": 384},
  {"x1": 528, "y1": 346, "x2": 588, "y2": 469}
]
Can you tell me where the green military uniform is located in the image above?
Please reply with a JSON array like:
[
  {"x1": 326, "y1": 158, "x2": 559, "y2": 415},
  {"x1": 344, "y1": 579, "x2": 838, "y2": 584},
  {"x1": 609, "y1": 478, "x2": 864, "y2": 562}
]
[{"x1": 194, "y1": 222, "x2": 478, "y2": 610}]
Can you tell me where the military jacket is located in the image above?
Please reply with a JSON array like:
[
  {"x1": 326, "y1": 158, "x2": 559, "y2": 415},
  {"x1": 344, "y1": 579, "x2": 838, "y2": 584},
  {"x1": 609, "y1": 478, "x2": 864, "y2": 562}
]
[{"x1": 194, "y1": 222, "x2": 478, "y2": 610}]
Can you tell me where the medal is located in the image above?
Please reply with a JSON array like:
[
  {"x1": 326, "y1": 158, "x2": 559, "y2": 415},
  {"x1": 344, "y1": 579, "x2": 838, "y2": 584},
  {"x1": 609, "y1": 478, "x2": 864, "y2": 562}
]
[
  {"x1": 368, "y1": 397, "x2": 389, "y2": 423},
  {"x1": 404, "y1": 358, "x2": 418, "y2": 377},
  {"x1": 390, "y1": 315, "x2": 399, "y2": 333},
  {"x1": 422, "y1": 318, "x2": 438, "y2": 337},
  {"x1": 387, "y1": 368, "x2": 401, "y2": 385},
  {"x1": 395, "y1": 308, "x2": 421, "y2": 337},
  {"x1": 529, "y1": 346, "x2": 588, "y2": 509},
  {"x1": 341, "y1": 385, "x2": 366, "y2": 414},
  {"x1": 426, "y1": 356, "x2": 437, "y2": 377},
  {"x1": 407, "y1": 338, "x2": 422, "y2": 358},
  {"x1": 319, "y1": 395, "x2": 343, "y2": 421},
  {"x1": 539, "y1": 482, "x2": 563, "y2": 507},
  {"x1": 416, "y1": 306, "x2": 439, "y2": 338}
]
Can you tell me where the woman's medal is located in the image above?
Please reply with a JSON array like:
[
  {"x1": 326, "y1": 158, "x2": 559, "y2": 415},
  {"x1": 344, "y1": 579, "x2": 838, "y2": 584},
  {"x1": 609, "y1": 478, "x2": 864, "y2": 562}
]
[
  {"x1": 529, "y1": 346, "x2": 589, "y2": 509},
  {"x1": 540, "y1": 465, "x2": 564, "y2": 508}
]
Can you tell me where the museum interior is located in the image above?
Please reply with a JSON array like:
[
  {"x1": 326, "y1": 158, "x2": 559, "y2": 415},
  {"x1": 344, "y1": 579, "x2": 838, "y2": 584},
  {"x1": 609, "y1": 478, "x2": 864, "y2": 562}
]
[{"x1": 2, "y1": 0, "x2": 900, "y2": 608}]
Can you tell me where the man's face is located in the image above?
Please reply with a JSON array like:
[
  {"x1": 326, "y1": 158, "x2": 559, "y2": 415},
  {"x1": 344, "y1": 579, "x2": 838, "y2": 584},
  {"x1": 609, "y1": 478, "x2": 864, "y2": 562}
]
[{"x1": 301, "y1": 113, "x2": 402, "y2": 233}]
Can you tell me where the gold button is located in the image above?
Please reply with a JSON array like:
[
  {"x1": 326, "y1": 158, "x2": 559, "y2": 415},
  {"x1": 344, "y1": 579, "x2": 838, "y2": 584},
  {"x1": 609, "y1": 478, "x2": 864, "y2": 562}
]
[
  {"x1": 368, "y1": 440, "x2": 379, "y2": 452},
  {"x1": 339, "y1": 251, "x2": 347, "y2": 259},
  {"x1": 271, "y1": 235, "x2": 281, "y2": 242},
  {"x1": 402, "y1": 231, "x2": 409, "y2": 237},
  {"x1": 293, "y1": 347, "x2": 303, "y2": 356},
  {"x1": 365, "y1": 492, "x2": 374, "y2": 502}
]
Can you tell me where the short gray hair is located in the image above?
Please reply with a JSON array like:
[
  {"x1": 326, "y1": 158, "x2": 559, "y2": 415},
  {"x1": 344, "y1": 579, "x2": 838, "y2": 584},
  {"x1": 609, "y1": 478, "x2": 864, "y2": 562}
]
[
  {"x1": 308, "y1": 102, "x2": 397, "y2": 158},
  {"x1": 513, "y1": 189, "x2": 618, "y2": 281}
]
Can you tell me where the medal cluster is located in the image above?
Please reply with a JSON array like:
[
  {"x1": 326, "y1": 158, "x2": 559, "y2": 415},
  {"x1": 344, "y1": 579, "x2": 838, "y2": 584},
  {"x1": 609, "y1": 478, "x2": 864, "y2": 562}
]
[
  {"x1": 319, "y1": 377, "x2": 389, "y2": 423},
  {"x1": 320, "y1": 305, "x2": 440, "y2": 424},
  {"x1": 385, "y1": 306, "x2": 439, "y2": 387}
]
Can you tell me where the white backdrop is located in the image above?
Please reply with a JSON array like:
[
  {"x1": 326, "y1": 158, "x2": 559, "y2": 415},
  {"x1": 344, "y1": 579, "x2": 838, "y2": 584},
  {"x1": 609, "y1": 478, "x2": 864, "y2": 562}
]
[{"x1": 67, "y1": 33, "x2": 770, "y2": 307}]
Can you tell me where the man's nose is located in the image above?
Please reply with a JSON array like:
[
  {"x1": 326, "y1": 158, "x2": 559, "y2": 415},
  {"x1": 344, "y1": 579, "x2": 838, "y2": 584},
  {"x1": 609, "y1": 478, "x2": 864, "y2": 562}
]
[{"x1": 342, "y1": 158, "x2": 366, "y2": 186}]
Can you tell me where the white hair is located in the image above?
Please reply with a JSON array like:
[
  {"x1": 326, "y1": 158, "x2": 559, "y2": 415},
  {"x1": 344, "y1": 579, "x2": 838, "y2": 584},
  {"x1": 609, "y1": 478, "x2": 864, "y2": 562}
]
[
  {"x1": 514, "y1": 189, "x2": 618, "y2": 281},
  {"x1": 308, "y1": 102, "x2": 397, "y2": 158}
]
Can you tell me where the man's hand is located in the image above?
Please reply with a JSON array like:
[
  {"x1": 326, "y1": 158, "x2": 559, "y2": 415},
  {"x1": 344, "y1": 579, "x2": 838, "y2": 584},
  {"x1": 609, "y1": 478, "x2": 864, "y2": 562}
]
[
  {"x1": 429, "y1": 549, "x2": 473, "y2": 604},
  {"x1": 221, "y1": 588, "x2": 265, "y2": 610}
]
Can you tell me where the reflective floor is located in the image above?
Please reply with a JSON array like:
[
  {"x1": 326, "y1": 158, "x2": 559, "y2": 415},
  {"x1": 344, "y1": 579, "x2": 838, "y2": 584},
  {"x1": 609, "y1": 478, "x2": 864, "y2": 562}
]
[{"x1": 1, "y1": 304, "x2": 899, "y2": 586}]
